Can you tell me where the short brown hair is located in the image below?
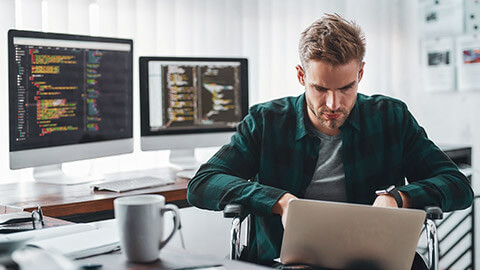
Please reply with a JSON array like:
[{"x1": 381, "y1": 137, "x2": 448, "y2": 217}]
[{"x1": 299, "y1": 13, "x2": 366, "y2": 67}]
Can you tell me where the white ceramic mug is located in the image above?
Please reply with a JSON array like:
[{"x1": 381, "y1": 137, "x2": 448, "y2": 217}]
[{"x1": 114, "y1": 195, "x2": 180, "y2": 263}]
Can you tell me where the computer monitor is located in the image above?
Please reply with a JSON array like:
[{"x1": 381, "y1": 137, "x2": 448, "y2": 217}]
[
  {"x1": 8, "y1": 30, "x2": 133, "y2": 184},
  {"x1": 139, "y1": 57, "x2": 248, "y2": 169}
]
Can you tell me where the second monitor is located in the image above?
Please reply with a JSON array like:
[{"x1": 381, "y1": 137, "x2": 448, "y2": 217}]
[{"x1": 139, "y1": 57, "x2": 249, "y2": 169}]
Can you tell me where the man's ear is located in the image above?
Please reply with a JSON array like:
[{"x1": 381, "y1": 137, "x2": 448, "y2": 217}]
[
  {"x1": 358, "y1": 61, "x2": 365, "y2": 82},
  {"x1": 296, "y1": 65, "x2": 306, "y2": 86}
]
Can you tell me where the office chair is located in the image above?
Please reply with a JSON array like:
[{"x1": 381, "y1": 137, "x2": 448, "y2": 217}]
[{"x1": 223, "y1": 204, "x2": 443, "y2": 270}]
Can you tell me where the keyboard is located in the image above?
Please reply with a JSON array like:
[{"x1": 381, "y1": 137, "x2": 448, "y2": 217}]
[{"x1": 91, "y1": 176, "x2": 175, "y2": 193}]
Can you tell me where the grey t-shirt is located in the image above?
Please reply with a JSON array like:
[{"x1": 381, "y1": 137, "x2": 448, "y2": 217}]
[{"x1": 303, "y1": 128, "x2": 347, "y2": 202}]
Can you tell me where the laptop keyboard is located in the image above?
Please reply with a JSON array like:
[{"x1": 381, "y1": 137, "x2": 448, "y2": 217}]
[{"x1": 92, "y1": 176, "x2": 175, "y2": 193}]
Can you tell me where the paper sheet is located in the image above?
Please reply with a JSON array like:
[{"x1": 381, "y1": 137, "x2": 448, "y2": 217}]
[
  {"x1": 0, "y1": 223, "x2": 95, "y2": 242},
  {"x1": 421, "y1": 37, "x2": 456, "y2": 92},
  {"x1": 456, "y1": 34, "x2": 480, "y2": 91},
  {"x1": 422, "y1": 37, "x2": 456, "y2": 92},
  {"x1": 419, "y1": 0, "x2": 463, "y2": 37},
  {"x1": 28, "y1": 226, "x2": 119, "y2": 259},
  {"x1": 0, "y1": 220, "x2": 120, "y2": 259}
]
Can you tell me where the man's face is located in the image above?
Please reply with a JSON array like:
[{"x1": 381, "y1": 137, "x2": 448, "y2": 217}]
[{"x1": 296, "y1": 59, "x2": 364, "y2": 135}]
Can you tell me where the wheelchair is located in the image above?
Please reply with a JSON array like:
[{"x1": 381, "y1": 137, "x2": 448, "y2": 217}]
[{"x1": 223, "y1": 204, "x2": 443, "y2": 270}]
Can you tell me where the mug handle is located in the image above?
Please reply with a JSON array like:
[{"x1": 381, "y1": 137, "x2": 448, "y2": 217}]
[{"x1": 159, "y1": 204, "x2": 181, "y2": 250}]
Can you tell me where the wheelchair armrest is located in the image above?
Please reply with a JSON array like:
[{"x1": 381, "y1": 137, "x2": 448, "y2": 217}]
[
  {"x1": 423, "y1": 206, "x2": 442, "y2": 270},
  {"x1": 224, "y1": 204, "x2": 249, "y2": 260},
  {"x1": 424, "y1": 206, "x2": 443, "y2": 220},
  {"x1": 223, "y1": 204, "x2": 245, "y2": 218}
]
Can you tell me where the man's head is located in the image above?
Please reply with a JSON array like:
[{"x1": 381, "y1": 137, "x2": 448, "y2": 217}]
[{"x1": 297, "y1": 14, "x2": 366, "y2": 135}]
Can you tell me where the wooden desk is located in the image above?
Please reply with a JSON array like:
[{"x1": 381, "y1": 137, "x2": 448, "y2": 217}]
[
  {"x1": 0, "y1": 168, "x2": 189, "y2": 222},
  {"x1": 77, "y1": 246, "x2": 270, "y2": 270}
]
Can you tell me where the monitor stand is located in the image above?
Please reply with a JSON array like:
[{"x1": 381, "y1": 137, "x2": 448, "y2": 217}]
[
  {"x1": 33, "y1": 164, "x2": 104, "y2": 185},
  {"x1": 169, "y1": 149, "x2": 201, "y2": 171}
]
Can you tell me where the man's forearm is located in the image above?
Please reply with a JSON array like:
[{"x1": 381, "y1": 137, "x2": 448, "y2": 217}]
[
  {"x1": 401, "y1": 109, "x2": 473, "y2": 211},
  {"x1": 188, "y1": 169, "x2": 288, "y2": 216}
]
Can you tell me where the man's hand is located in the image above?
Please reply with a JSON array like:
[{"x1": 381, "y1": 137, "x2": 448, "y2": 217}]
[
  {"x1": 272, "y1": 193, "x2": 298, "y2": 229},
  {"x1": 373, "y1": 191, "x2": 410, "y2": 208},
  {"x1": 372, "y1": 194, "x2": 398, "y2": 208}
]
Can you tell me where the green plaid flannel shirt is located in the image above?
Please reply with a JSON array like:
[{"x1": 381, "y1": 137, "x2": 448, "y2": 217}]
[{"x1": 187, "y1": 93, "x2": 473, "y2": 265}]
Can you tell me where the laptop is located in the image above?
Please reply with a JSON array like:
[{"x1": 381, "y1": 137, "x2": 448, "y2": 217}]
[{"x1": 279, "y1": 199, "x2": 426, "y2": 270}]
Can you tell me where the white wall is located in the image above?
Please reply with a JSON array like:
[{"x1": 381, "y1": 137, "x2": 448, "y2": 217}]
[
  {"x1": 0, "y1": 0, "x2": 401, "y2": 183},
  {"x1": 0, "y1": 0, "x2": 478, "y2": 263}
]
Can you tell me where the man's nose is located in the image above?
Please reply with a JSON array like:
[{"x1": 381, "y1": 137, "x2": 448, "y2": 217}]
[{"x1": 326, "y1": 91, "x2": 340, "y2": 111}]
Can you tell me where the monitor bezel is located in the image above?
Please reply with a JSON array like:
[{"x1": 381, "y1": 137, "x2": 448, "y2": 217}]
[
  {"x1": 139, "y1": 56, "x2": 249, "y2": 137},
  {"x1": 8, "y1": 29, "x2": 134, "y2": 169}
]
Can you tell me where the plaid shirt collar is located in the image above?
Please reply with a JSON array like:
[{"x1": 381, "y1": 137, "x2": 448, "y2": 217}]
[{"x1": 295, "y1": 93, "x2": 361, "y2": 141}]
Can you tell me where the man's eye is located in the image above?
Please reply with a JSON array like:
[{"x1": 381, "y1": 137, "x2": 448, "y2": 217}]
[{"x1": 340, "y1": 86, "x2": 353, "y2": 91}]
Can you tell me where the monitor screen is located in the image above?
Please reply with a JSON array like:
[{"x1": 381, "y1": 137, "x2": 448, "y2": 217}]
[
  {"x1": 139, "y1": 57, "x2": 248, "y2": 169},
  {"x1": 8, "y1": 30, "x2": 133, "y2": 180}
]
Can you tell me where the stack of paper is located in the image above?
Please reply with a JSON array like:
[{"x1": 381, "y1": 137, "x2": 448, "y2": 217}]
[{"x1": 0, "y1": 220, "x2": 119, "y2": 259}]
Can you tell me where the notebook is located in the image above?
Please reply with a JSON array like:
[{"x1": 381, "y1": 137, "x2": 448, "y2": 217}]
[{"x1": 280, "y1": 199, "x2": 426, "y2": 270}]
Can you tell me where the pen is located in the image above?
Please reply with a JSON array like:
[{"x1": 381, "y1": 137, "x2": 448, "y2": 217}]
[
  {"x1": 81, "y1": 263, "x2": 103, "y2": 269},
  {"x1": 173, "y1": 264, "x2": 223, "y2": 270}
]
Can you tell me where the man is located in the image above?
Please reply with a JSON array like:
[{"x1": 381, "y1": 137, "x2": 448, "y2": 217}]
[{"x1": 187, "y1": 13, "x2": 473, "y2": 269}]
